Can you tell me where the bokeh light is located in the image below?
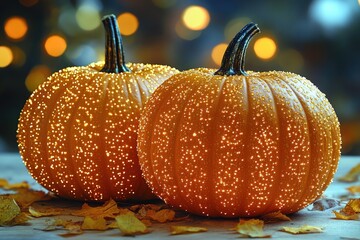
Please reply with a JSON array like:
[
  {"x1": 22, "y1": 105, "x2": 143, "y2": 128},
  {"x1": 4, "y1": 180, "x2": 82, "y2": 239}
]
[
  {"x1": 4, "y1": 17, "x2": 28, "y2": 40},
  {"x1": 182, "y1": 5, "x2": 210, "y2": 31},
  {"x1": 117, "y1": 13, "x2": 139, "y2": 36},
  {"x1": 75, "y1": 5, "x2": 101, "y2": 31},
  {"x1": 175, "y1": 21, "x2": 201, "y2": 40},
  {"x1": 19, "y1": 0, "x2": 38, "y2": 7},
  {"x1": 25, "y1": 65, "x2": 51, "y2": 92},
  {"x1": 253, "y1": 37, "x2": 277, "y2": 60},
  {"x1": 44, "y1": 35, "x2": 67, "y2": 57},
  {"x1": 309, "y1": 0, "x2": 355, "y2": 31},
  {"x1": 0, "y1": 46, "x2": 13, "y2": 68},
  {"x1": 211, "y1": 43, "x2": 227, "y2": 66}
]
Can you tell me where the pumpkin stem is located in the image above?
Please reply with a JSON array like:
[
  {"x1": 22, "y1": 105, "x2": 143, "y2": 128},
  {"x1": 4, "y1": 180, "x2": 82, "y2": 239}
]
[
  {"x1": 215, "y1": 23, "x2": 260, "y2": 76},
  {"x1": 100, "y1": 14, "x2": 130, "y2": 73}
]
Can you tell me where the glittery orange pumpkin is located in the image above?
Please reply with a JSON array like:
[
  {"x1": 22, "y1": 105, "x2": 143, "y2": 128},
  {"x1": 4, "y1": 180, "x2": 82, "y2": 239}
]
[
  {"x1": 138, "y1": 23, "x2": 341, "y2": 217},
  {"x1": 17, "y1": 15, "x2": 178, "y2": 201}
]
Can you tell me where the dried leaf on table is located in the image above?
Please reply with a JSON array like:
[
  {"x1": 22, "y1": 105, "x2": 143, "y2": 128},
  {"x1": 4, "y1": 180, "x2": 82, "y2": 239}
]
[
  {"x1": 71, "y1": 199, "x2": 119, "y2": 218},
  {"x1": 338, "y1": 163, "x2": 360, "y2": 182},
  {"x1": 115, "y1": 212, "x2": 149, "y2": 236},
  {"x1": 129, "y1": 203, "x2": 162, "y2": 212},
  {"x1": 261, "y1": 211, "x2": 291, "y2": 222},
  {"x1": 309, "y1": 198, "x2": 341, "y2": 211},
  {"x1": 170, "y1": 225, "x2": 208, "y2": 235},
  {"x1": 347, "y1": 186, "x2": 360, "y2": 194},
  {"x1": 347, "y1": 199, "x2": 360, "y2": 212},
  {"x1": 333, "y1": 199, "x2": 360, "y2": 220},
  {"x1": 233, "y1": 219, "x2": 271, "y2": 238},
  {"x1": 0, "y1": 196, "x2": 22, "y2": 226},
  {"x1": 81, "y1": 216, "x2": 108, "y2": 230},
  {"x1": 147, "y1": 208, "x2": 175, "y2": 223},
  {"x1": 29, "y1": 205, "x2": 66, "y2": 217},
  {"x1": 0, "y1": 178, "x2": 30, "y2": 190},
  {"x1": 9, "y1": 188, "x2": 49, "y2": 208},
  {"x1": 58, "y1": 223, "x2": 83, "y2": 237},
  {"x1": 280, "y1": 225, "x2": 323, "y2": 234}
]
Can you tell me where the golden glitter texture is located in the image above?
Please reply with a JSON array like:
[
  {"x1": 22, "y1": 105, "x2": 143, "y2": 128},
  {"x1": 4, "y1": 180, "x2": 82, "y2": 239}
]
[
  {"x1": 137, "y1": 23, "x2": 341, "y2": 217},
  {"x1": 17, "y1": 61, "x2": 178, "y2": 201}
]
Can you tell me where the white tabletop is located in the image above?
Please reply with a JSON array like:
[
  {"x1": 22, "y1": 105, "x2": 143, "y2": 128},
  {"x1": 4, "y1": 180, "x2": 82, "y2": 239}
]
[{"x1": 0, "y1": 153, "x2": 359, "y2": 240}]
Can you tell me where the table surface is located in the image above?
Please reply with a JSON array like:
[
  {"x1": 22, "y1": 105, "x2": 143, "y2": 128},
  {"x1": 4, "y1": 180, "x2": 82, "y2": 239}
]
[{"x1": 0, "y1": 153, "x2": 359, "y2": 240}]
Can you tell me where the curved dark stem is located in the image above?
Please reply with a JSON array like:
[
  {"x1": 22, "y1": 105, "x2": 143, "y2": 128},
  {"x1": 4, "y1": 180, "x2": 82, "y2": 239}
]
[
  {"x1": 214, "y1": 23, "x2": 260, "y2": 76},
  {"x1": 100, "y1": 14, "x2": 130, "y2": 73}
]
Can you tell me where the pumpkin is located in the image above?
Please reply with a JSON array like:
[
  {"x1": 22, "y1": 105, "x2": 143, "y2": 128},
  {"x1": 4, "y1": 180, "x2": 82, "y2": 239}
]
[
  {"x1": 17, "y1": 15, "x2": 178, "y2": 201},
  {"x1": 137, "y1": 23, "x2": 341, "y2": 217}
]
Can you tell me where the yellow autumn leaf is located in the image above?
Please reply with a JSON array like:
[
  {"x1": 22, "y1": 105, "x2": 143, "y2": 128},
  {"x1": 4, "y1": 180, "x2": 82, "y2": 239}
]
[
  {"x1": 59, "y1": 223, "x2": 83, "y2": 237},
  {"x1": 348, "y1": 199, "x2": 360, "y2": 212},
  {"x1": 333, "y1": 209, "x2": 358, "y2": 220},
  {"x1": 261, "y1": 211, "x2": 291, "y2": 223},
  {"x1": 81, "y1": 216, "x2": 108, "y2": 230},
  {"x1": 29, "y1": 205, "x2": 65, "y2": 217},
  {"x1": 115, "y1": 212, "x2": 149, "y2": 236},
  {"x1": 170, "y1": 225, "x2": 207, "y2": 235},
  {"x1": 10, "y1": 188, "x2": 49, "y2": 208},
  {"x1": 234, "y1": 219, "x2": 271, "y2": 238},
  {"x1": 338, "y1": 163, "x2": 360, "y2": 182},
  {"x1": 71, "y1": 199, "x2": 119, "y2": 218},
  {"x1": 0, "y1": 196, "x2": 21, "y2": 225},
  {"x1": 147, "y1": 209, "x2": 175, "y2": 223},
  {"x1": 0, "y1": 179, "x2": 30, "y2": 190},
  {"x1": 280, "y1": 225, "x2": 323, "y2": 234},
  {"x1": 347, "y1": 186, "x2": 360, "y2": 194},
  {"x1": 333, "y1": 199, "x2": 360, "y2": 220},
  {"x1": 0, "y1": 178, "x2": 8, "y2": 187}
]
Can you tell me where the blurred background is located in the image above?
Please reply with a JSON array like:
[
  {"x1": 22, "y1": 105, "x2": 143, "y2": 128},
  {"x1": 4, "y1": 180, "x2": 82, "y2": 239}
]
[{"x1": 0, "y1": 0, "x2": 359, "y2": 154}]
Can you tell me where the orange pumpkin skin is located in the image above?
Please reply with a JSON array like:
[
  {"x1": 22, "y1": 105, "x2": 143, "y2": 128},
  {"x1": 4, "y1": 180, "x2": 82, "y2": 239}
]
[
  {"x1": 17, "y1": 15, "x2": 179, "y2": 202},
  {"x1": 138, "y1": 24, "x2": 341, "y2": 217}
]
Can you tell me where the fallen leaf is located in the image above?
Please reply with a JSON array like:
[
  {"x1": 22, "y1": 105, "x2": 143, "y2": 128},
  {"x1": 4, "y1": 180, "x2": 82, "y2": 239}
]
[
  {"x1": 9, "y1": 188, "x2": 48, "y2": 208},
  {"x1": 310, "y1": 198, "x2": 341, "y2": 211},
  {"x1": 170, "y1": 225, "x2": 208, "y2": 235},
  {"x1": 115, "y1": 212, "x2": 149, "y2": 236},
  {"x1": 347, "y1": 199, "x2": 360, "y2": 212},
  {"x1": 234, "y1": 219, "x2": 271, "y2": 238},
  {"x1": 338, "y1": 164, "x2": 360, "y2": 182},
  {"x1": 129, "y1": 203, "x2": 162, "y2": 212},
  {"x1": 333, "y1": 199, "x2": 360, "y2": 220},
  {"x1": 59, "y1": 223, "x2": 83, "y2": 237},
  {"x1": 107, "y1": 221, "x2": 118, "y2": 229},
  {"x1": 0, "y1": 179, "x2": 30, "y2": 190},
  {"x1": 81, "y1": 216, "x2": 108, "y2": 230},
  {"x1": 280, "y1": 225, "x2": 323, "y2": 234},
  {"x1": 261, "y1": 211, "x2": 291, "y2": 222},
  {"x1": 347, "y1": 186, "x2": 360, "y2": 194},
  {"x1": 10, "y1": 212, "x2": 30, "y2": 226},
  {"x1": 29, "y1": 205, "x2": 65, "y2": 217},
  {"x1": 147, "y1": 209, "x2": 175, "y2": 223},
  {"x1": 71, "y1": 199, "x2": 119, "y2": 218},
  {"x1": 333, "y1": 209, "x2": 358, "y2": 220},
  {"x1": 0, "y1": 196, "x2": 21, "y2": 225}
]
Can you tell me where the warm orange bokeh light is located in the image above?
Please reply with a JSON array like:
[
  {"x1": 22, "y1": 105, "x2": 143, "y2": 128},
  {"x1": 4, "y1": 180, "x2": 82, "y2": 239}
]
[
  {"x1": 44, "y1": 35, "x2": 67, "y2": 57},
  {"x1": 254, "y1": 37, "x2": 277, "y2": 60},
  {"x1": 117, "y1": 13, "x2": 139, "y2": 36},
  {"x1": 4, "y1": 17, "x2": 28, "y2": 40},
  {"x1": 211, "y1": 43, "x2": 228, "y2": 66},
  {"x1": 25, "y1": 65, "x2": 51, "y2": 92},
  {"x1": 182, "y1": 5, "x2": 210, "y2": 31},
  {"x1": 0, "y1": 46, "x2": 13, "y2": 68}
]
